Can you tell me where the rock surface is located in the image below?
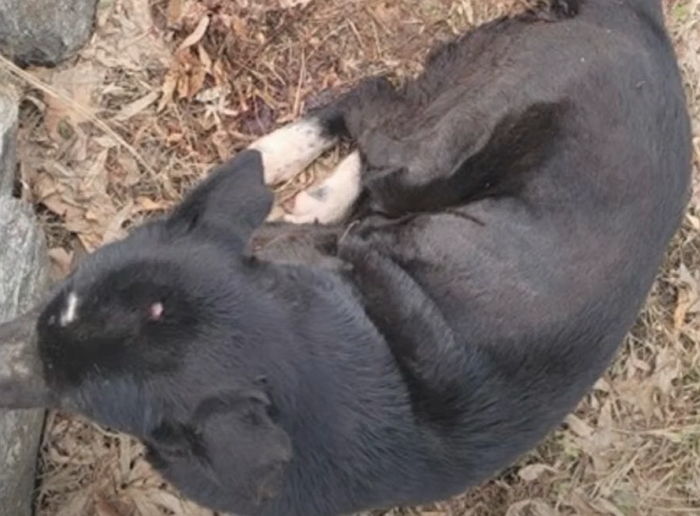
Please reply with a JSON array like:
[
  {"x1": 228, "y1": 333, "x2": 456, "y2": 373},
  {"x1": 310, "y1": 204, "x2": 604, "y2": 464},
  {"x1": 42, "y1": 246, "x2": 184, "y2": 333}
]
[
  {"x1": 0, "y1": 0, "x2": 98, "y2": 66},
  {"x1": 0, "y1": 87, "x2": 49, "y2": 516},
  {"x1": 0, "y1": 85, "x2": 18, "y2": 197}
]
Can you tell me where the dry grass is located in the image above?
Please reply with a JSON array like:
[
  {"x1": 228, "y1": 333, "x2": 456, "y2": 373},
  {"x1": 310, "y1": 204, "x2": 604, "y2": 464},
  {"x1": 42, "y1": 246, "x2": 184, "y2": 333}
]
[{"x1": 3, "y1": 0, "x2": 698, "y2": 514}]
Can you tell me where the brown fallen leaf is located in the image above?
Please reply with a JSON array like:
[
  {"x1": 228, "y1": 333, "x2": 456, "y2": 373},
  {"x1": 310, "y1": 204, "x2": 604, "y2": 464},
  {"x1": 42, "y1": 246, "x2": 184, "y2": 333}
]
[
  {"x1": 279, "y1": 0, "x2": 312, "y2": 8},
  {"x1": 55, "y1": 491, "x2": 91, "y2": 516},
  {"x1": 166, "y1": 0, "x2": 185, "y2": 26},
  {"x1": 506, "y1": 499, "x2": 557, "y2": 516},
  {"x1": 71, "y1": 238, "x2": 89, "y2": 271},
  {"x1": 158, "y1": 68, "x2": 179, "y2": 112},
  {"x1": 136, "y1": 196, "x2": 169, "y2": 213},
  {"x1": 36, "y1": 188, "x2": 85, "y2": 225},
  {"x1": 113, "y1": 151, "x2": 142, "y2": 187},
  {"x1": 94, "y1": 497, "x2": 129, "y2": 516},
  {"x1": 101, "y1": 200, "x2": 134, "y2": 245},
  {"x1": 565, "y1": 413, "x2": 594, "y2": 439},
  {"x1": 48, "y1": 247, "x2": 74, "y2": 280},
  {"x1": 651, "y1": 346, "x2": 683, "y2": 396},
  {"x1": 517, "y1": 463, "x2": 557, "y2": 482},
  {"x1": 81, "y1": 147, "x2": 111, "y2": 197},
  {"x1": 113, "y1": 91, "x2": 160, "y2": 122},
  {"x1": 42, "y1": 62, "x2": 106, "y2": 141},
  {"x1": 178, "y1": 15, "x2": 211, "y2": 52}
]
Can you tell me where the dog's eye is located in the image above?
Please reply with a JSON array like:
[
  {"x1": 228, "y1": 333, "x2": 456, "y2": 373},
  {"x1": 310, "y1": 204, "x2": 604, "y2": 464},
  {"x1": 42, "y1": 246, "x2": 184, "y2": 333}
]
[{"x1": 149, "y1": 302, "x2": 164, "y2": 322}]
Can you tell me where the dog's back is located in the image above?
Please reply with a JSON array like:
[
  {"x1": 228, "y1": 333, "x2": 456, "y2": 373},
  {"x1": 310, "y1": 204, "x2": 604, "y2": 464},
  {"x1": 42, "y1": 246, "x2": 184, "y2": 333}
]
[
  {"x1": 0, "y1": 2, "x2": 690, "y2": 516},
  {"x1": 163, "y1": 1, "x2": 692, "y2": 512},
  {"x1": 329, "y1": 0, "x2": 691, "y2": 492}
]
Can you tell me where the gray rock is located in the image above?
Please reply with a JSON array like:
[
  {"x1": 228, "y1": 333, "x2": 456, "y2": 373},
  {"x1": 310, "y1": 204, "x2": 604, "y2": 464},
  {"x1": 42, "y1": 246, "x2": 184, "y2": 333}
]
[
  {"x1": 0, "y1": 0, "x2": 98, "y2": 66},
  {"x1": 0, "y1": 85, "x2": 18, "y2": 197},
  {"x1": 0, "y1": 198, "x2": 50, "y2": 515}
]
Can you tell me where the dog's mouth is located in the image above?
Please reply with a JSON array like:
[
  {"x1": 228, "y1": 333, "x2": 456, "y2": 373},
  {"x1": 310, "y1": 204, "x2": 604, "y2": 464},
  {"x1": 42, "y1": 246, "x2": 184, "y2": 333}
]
[{"x1": 0, "y1": 308, "x2": 52, "y2": 409}]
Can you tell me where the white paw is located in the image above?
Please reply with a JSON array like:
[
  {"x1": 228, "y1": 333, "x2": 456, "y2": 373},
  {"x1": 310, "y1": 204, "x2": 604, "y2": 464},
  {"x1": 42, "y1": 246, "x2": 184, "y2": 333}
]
[
  {"x1": 248, "y1": 118, "x2": 337, "y2": 186},
  {"x1": 283, "y1": 151, "x2": 362, "y2": 225}
]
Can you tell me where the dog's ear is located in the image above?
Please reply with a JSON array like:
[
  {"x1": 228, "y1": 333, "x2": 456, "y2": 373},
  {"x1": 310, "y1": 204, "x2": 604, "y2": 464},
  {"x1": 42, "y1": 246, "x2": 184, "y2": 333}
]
[
  {"x1": 195, "y1": 389, "x2": 292, "y2": 507},
  {"x1": 166, "y1": 150, "x2": 273, "y2": 252},
  {"x1": 146, "y1": 389, "x2": 292, "y2": 508}
]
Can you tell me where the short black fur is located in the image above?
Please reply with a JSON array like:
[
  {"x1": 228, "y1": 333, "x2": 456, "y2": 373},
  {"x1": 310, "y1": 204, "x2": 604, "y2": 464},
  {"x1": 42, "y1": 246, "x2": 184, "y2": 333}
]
[{"x1": 25, "y1": 1, "x2": 691, "y2": 515}]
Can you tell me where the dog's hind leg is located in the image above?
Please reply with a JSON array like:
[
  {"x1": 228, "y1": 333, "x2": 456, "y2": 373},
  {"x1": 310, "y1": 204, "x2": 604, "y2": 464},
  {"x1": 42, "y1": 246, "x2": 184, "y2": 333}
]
[
  {"x1": 250, "y1": 76, "x2": 401, "y2": 224},
  {"x1": 282, "y1": 151, "x2": 363, "y2": 225},
  {"x1": 312, "y1": 76, "x2": 402, "y2": 141},
  {"x1": 247, "y1": 119, "x2": 338, "y2": 186},
  {"x1": 248, "y1": 76, "x2": 399, "y2": 189},
  {"x1": 360, "y1": 101, "x2": 565, "y2": 216},
  {"x1": 274, "y1": 77, "x2": 403, "y2": 224}
]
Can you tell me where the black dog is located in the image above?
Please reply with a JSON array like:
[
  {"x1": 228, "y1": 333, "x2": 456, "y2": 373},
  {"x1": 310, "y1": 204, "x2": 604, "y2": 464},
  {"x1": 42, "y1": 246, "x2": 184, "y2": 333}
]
[{"x1": 0, "y1": 1, "x2": 691, "y2": 515}]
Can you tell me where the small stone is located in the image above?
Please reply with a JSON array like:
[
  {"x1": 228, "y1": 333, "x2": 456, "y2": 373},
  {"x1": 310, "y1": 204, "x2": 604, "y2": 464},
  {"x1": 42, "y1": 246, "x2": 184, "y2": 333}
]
[
  {"x1": 0, "y1": 198, "x2": 49, "y2": 516},
  {"x1": 0, "y1": 85, "x2": 18, "y2": 197},
  {"x1": 0, "y1": 0, "x2": 99, "y2": 67}
]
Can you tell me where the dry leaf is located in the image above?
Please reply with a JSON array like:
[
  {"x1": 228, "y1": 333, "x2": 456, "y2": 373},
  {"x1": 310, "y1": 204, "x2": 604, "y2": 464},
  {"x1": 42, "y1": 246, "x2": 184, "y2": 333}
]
[
  {"x1": 565, "y1": 414, "x2": 594, "y2": 438},
  {"x1": 66, "y1": 235, "x2": 87, "y2": 263},
  {"x1": 617, "y1": 379, "x2": 655, "y2": 420},
  {"x1": 197, "y1": 44, "x2": 213, "y2": 73},
  {"x1": 101, "y1": 201, "x2": 134, "y2": 245},
  {"x1": 134, "y1": 488, "x2": 189, "y2": 514},
  {"x1": 589, "y1": 497, "x2": 625, "y2": 516},
  {"x1": 43, "y1": 62, "x2": 105, "y2": 140},
  {"x1": 135, "y1": 196, "x2": 167, "y2": 213},
  {"x1": 185, "y1": 65, "x2": 208, "y2": 100},
  {"x1": 517, "y1": 463, "x2": 557, "y2": 482},
  {"x1": 279, "y1": 0, "x2": 312, "y2": 8},
  {"x1": 114, "y1": 151, "x2": 142, "y2": 187},
  {"x1": 158, "y1": 69, "x2": 179, "y2": 112},
  {"x1": 164, "y1": 47, "x2": 211, "y2": 103},
  {"x1": 94, "y1": 497, "x2": 128, "y2": 516},
  {"x1": 114, "y1": 91, "x2": 160, "y2": 121},
  {"x1": 651, "y1": 347, "x2": 682, "y2": 396},
  {"x1": 166, "y1": 0, "x2": 185, "y2": 26},
  {"x1": 178, "y1": 15, "x2": 211, "y2": 51},
  {"x1": 38, "y1": 190, "x2": 85, "y2": 225},
  {"x1": 55, "y1": 491, "x2": 91, "y2": 516},
  {"x1": 82, "y1": 148, "x2": 111, "y2": 197},
  {"x1": 506, "y1": 499, "x2": 557, "y2": 516},
  {"x1": 49, "y1": 247, "x2": 74, "y2": 280},
  {"x1": 673, "y1": 264, "x2": 700, "y2": 337},
  {"x1": 67, "y1": 195, "x2": 119, "y2": 252}
]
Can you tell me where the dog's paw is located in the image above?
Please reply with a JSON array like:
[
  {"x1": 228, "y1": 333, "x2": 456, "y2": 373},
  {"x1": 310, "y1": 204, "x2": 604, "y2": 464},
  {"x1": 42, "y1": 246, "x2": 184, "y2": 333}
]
[
  {"x1": 248, "y1": 118, "x2": 337, "y2": 186},
  {"x1": 283, "y1": 151, "x2": 362, "y2": 225}
]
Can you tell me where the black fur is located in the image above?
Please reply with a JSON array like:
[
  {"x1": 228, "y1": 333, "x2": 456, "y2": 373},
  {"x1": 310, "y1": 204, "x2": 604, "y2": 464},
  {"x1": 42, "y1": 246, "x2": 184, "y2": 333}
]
[{"x1": 23, "y1": 0, "x2": 691, "y2": 515}]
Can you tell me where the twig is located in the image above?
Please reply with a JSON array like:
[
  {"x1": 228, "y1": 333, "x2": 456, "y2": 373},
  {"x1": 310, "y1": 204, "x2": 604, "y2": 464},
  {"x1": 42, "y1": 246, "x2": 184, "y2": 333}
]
[{"x1": 0, "y1": 54, "x2": 157, "y2": 179}]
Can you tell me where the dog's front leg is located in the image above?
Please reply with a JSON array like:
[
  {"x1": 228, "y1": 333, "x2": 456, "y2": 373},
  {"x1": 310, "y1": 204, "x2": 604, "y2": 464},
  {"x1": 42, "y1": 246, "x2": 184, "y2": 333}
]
[{"x1": 340, "y1": 242, "x2": 481, "y2": 424}]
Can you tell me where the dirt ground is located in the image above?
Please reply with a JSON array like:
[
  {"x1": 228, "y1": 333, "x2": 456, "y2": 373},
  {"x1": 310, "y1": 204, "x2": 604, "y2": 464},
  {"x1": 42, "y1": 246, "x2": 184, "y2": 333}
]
[{"x1": 2, "y1": 0, "x2": 698, "y2": 514}]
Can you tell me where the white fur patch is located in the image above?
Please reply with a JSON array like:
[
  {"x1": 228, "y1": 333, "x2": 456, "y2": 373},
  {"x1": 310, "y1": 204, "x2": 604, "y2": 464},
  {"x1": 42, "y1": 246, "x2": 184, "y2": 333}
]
[
  {"x1": 149, "y1": 302, "x2": 164, "y2": 321},
  {"x1": 248, "y1": 119, "x2": 336, "y2": 185},
  {"x1": 59, "y1": 292, "x2": 79, "y2": 327},
  {"x1": 284, "y1": 151, "x2": 362, "y2": 225}
]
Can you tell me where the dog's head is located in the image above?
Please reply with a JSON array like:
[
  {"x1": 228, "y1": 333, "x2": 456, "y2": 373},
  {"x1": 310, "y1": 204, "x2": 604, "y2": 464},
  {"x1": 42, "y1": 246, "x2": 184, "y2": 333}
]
[{"x1": 0, "y1": 150, "x2": 292, "y2": 508}]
